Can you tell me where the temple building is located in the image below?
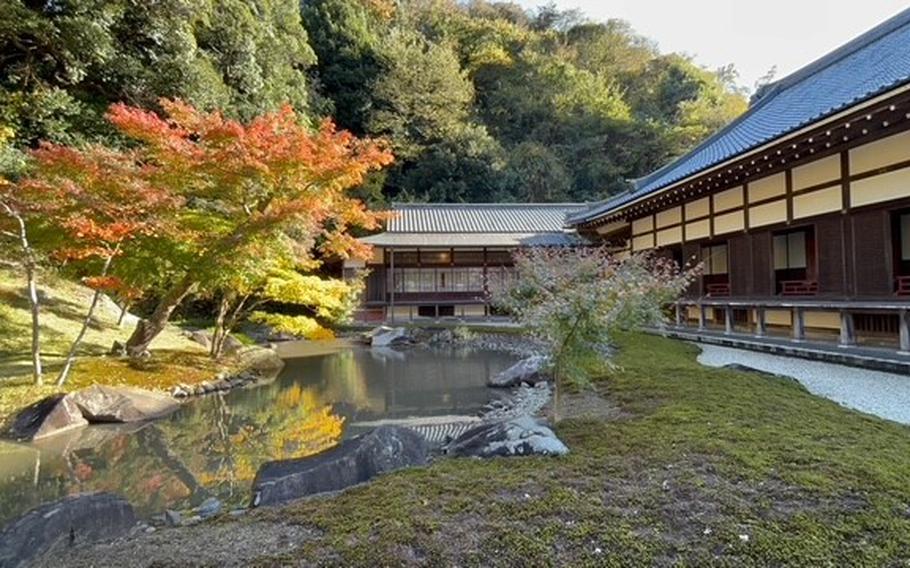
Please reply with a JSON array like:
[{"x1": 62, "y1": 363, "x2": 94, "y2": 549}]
[
  {"x1": 570, "y1": 7, "x2": 910, "y2": 353},
  {"x1": 349, "y1": 203, "x2": 584, "y2": 321},
  {"x1": 353, "y1": 8, "x2": 910, "y2": 359}
]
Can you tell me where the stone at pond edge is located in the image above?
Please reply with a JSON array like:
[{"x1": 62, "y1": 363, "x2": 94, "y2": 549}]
[
  {"x1": 0, "y1": 492, "x2": 136, "y2": 568},
  {"x1": 164, "y1": 509, "x2": 182, "y2": 527},
  {"x1": 370, "y1": 326, "x2": 412, "y2": 347},
  {"x1": 488, "y1": 355, "x2": 550, "y2": 388},
  {"x1": 69, "y1": 385, "x2": 180, "y2": 423},
  {"x1": 1, "y1": 393, "x2": 88, "y2": 441},
  {"x1": 196, "y1": 497, "x2": 222, "y2": 519},
  {"x1": 251, "y1": 426, "x2": 429, "y2": 507},
  {"x1": 443, "y1": 415, "x2": 569, "y2": 458}
]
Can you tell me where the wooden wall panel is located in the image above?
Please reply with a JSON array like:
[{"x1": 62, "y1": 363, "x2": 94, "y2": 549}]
[
  {"x1": 849, "y1": 130, "x2": 910, "y2": 174},
  {"x1": 729, "y1": 234, "x2": 752, "y2": 296},
  {"x1": 850, "y1": 208, "x2": 892, "y2": 296},
  {"x1": 750, "y1": 231, "x2": 773, "y2": 296},
  {"x1": 850, "y1": 167, "x2": 910, "y2": 208},
  {"x1": 814, "y1": 216, "x2": 845, "y2": 296}
]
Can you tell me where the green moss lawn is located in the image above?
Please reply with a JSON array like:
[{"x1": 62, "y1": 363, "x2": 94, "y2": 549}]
[{"x1": 219, "y1": 332, "x2": 910, "y2": 566}]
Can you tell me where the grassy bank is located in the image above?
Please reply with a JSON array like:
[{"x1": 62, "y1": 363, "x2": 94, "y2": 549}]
[
  {"x1": 0, "y1": 268, "x2": 232, "y2": 419},
  {"x1": 57, "y1": 331, "x2": 910, "y2": 567}
]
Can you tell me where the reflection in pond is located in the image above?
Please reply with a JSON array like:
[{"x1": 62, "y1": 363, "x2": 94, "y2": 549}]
[{"x1": 0, "y1": 342, "x2": 516, "y2": 523}]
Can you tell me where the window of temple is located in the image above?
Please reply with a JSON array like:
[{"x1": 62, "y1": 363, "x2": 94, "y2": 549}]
[
  {"x1": 701, "y1": 243, "x2": 729, "y2": 296},
  {"x1": 890, "y1": 210, "x2": 910, "y2": 294},
  {"x1": 773, "y1": 227, "x2": 817, "y2": 295}
]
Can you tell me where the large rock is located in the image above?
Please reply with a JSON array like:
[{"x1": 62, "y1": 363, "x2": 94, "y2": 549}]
[
  {"x1": 443, "y1": 415, "x2": 569, "y2": 458},
  {"x1": 69, "y1": 385, "x2": 179, "y2": 423},
  {"x1": 488, "y1": 355, "x2": 550, "y2": 388},
  {"x1": 0, "y1": 492, "x2": 136, "y2": 568},
  {"x1": 251, "y1": 426, "x2": 429, "y2": 507},
  {"x1": 221, "y1": 334, "x2": 244, "y2": 355},
  {"x1": 370, "y1": 326, "x2": 411, "y2": 347},
  {"x1": 1, "y1": 394, "x2": 88, "y2": 441},
  {"x1": 186, "y1": 329, "x2": 213, "y2": 349}
]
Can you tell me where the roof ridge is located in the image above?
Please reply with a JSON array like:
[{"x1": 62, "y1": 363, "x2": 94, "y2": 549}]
[
  {"x1": 631, "y1": 7, "x2": 910, "y2": 194},
  {"x1": 390, "y1": 202, "x2": 587, "y2": 208},
  {"x1": 759, "y1": 7, "x2": 910, "y2": 99}
]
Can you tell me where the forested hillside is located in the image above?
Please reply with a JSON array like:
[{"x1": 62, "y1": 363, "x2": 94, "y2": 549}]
[{"x1": 1, "y1": 0, "x2": 747, "y2": 203}]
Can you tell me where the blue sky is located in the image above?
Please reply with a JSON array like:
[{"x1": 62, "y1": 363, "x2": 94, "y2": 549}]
[{"x1": 515, "y1": 0, "x2": 908, "y2": 91}]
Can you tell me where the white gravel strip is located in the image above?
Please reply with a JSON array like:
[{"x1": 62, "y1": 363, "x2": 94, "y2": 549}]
[{"x1": 697, "y1": 344, "x2": 910, "y2": 425}]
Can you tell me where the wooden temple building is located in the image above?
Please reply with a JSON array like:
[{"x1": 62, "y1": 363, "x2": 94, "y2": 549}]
[
  {"x1": 569, "y1": 8, "x2": 910, "y2": 353},
  {"x1": 354, "y1": 8, "x2": 910, "y2": 358},
  {"x1": 349, "y1": 203, "x2": 584, "y2": 322}
]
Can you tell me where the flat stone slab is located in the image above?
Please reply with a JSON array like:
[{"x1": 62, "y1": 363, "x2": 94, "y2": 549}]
[
  {"x1": 1, "y1": 394, "x2": 88, "y2": 441},
  {"x1": 251, "y1": 426, "x2": 428, "y2": 507},
  {"x1": 69, "y1": 385, "x2": 180, "y2": 423},
  {"x1": 444, "y1": 415, "x2": 569, "y2": 458},
  {"x1": 0, "y1": 492, "x2": 136, "y2": 568}
]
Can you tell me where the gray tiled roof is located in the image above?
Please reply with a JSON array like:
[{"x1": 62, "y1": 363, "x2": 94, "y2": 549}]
[
  {"x1": 361, "y1": 203, "x2": 585, "y2": 248},
  {"x1": 570, "y1": 7, "x2": 910, "y2": 225},
  {"x1": 359, "y1": 232, "x2": 582, "y2": 247},
  {"x1": 386, "y1": 203, "x2": 585, "y2": 233}
]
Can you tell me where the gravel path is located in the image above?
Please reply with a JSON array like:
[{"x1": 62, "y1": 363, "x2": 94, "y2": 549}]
[{"x1": 697, "y1": 344, "x2": 910, "y2": 425}]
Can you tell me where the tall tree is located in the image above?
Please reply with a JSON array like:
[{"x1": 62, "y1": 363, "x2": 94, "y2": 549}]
[
  {"x1": 17, "y1": 142, "x2": 180, "y2": 384},
  {"x1": 301, "y1": 0, "x2": 392, "y2": 133},
  {"x1": 98, "y1": 100, "x2": 392, "y2": 356},
  {"x1": 0, "y1": 127, "x2": 42, "y2": 384}
]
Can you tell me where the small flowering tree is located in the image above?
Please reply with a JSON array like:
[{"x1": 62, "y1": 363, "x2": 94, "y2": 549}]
[{"x1": 494, "y1": 246, "x2": 698, "y2": 421}]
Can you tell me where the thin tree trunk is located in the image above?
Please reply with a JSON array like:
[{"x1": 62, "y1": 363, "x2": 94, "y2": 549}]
[
  {"x1": 1, "y1": 201, "x2": 42, "y2": 385},
  {"x1": 210, "y1": 294, "x2": 231, "y2": 358},
  {"x1": 117, "y1": 301, "x2": 129, "y2": 327},
  {"x1": 56, "y1": 252, "x2": 116, "y2": 386},
  {"x1": 125, "y1": 278, "x2": 198, "y2": 357}
]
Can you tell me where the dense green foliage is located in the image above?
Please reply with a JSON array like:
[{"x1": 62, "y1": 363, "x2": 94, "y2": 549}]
[
  {"x1": 0, "y1": 0, "x2": 315, "y2": 146},
  {"x1": 304, "y1": 0, "x2": 748, "y2": 202},
  {"x1": 2, "y1": 0, "x2": 747, "y2": 204}
]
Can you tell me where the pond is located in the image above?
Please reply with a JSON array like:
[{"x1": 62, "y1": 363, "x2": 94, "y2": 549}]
[{"x1": 0, "y1": 341, "x2": 518, "y2": 524}]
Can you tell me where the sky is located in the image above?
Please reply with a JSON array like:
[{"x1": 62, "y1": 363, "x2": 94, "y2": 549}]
[{"x1": 515, "y1": 0, "x2": 908, "y2": 91}]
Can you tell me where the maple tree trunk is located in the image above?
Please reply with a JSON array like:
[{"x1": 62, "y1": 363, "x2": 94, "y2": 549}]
[
  {"x1": 125, "y1": 279, "x2": 198, "y2": 357},
  {"x1": 2, "y1": 202, "x2": 43, "y2": 385},
  {"x1": 56, "y1": 253, "x2": 115, "y2": 386},
  {"x1": 210, "y1": 295, "x2": 231, "y2": 358}
]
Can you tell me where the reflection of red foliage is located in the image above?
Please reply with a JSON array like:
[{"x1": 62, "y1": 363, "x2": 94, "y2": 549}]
[
  {"x1": 142, "y1": 473, "x2": 165, "y2": 494},
  {"x1": 74, "y1": 462, "x2": 93, "y2": 481}
]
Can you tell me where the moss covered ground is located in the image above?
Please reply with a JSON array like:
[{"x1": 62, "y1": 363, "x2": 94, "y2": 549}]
[
  {"x1": 43, "y1": 331, "x2": 910, "y2": 566},
  {"x1": 247, "y1": 332, "x2": 910, "y2": 566}
]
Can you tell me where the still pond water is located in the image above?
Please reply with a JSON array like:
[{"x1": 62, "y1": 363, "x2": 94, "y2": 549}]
[{"x1": 0, "y1": 341, "x2": 517, "y2": 523}]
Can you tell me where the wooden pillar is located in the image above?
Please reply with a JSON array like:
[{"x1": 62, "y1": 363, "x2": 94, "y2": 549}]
[
  {"x1": 675, "y1": 304, "x2": 683, "y2": 327},
  {"x1": 754, "y1": 307, "x2": 766, "y2": 337},
  {"x1": 792, "y1": 307, "x2": 805, "y2": 342},
  {"x1": 482, "y1": 247, "x2": 489, "y2": 318},
  {"x1": 389, "y1": 247, "x2": 395, "y2": 323},
  {"x1": 900, "y1": 309, "x2": 910, "y2": 353},
  {"x1": 839, "y1": 310, "x2": 856, "y2": 347},
  {"x1": 724, "y1": 306, "x2": 734, "y2": 335},
  {"x1": 698, "y1": 304, "x2": 707, "y2": 331}
]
